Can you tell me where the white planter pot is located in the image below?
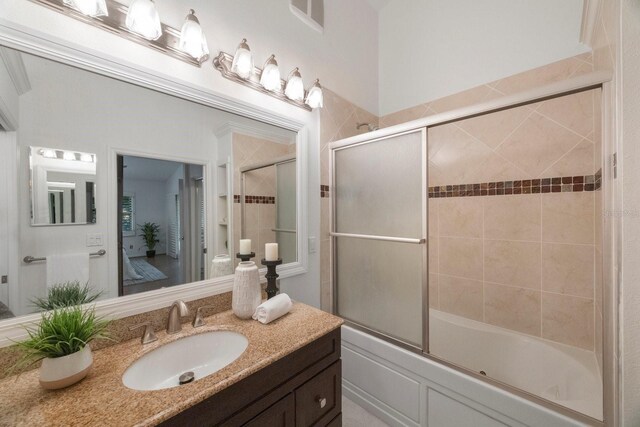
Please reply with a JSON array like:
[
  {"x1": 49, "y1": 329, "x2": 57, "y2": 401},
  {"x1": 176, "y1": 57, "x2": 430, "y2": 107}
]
[
  {"x1": 232, "y1": 261, "x2": 261, "y2": 319},
  {"x1": 39, "y1": 346, "x2": 93, "y2": 390}
]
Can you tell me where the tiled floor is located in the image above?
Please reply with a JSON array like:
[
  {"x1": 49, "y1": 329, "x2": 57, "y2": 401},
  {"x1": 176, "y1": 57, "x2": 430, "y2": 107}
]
[{"x1": 342, "y1": 397, "x2": 390, "y2": 427}]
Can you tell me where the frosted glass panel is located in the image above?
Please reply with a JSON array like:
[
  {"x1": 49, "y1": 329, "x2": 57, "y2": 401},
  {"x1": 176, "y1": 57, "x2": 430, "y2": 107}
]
[
  {"x1": 276, "y1": 160, "x2": 297, "y2": 264},
  {"x1": 334, "y1": 131, "x2": 423, "y2": 237},
  {"x1": 336, "y1": 237, "x2": 423, "y2": 346}
]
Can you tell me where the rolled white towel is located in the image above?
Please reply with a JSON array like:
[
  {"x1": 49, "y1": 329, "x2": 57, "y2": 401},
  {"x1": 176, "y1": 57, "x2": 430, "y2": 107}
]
[{"x1": 252, "y1": 294, "x2": 292, "y2": 324}]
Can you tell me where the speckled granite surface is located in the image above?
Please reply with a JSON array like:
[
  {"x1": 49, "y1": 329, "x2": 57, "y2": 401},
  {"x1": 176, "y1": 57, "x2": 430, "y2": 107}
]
[{"x1": 0, "y1": 302, "x2": 343, "y2": 427}]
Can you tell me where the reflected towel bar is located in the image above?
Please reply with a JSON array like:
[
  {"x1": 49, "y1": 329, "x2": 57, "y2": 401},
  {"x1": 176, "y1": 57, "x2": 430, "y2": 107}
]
[
  {"x1": 23, "y1": 249, "x2": 107, "y2": 264},
  {"x1": 329, "y1": 232, "x2": 425, "y2": 244}
]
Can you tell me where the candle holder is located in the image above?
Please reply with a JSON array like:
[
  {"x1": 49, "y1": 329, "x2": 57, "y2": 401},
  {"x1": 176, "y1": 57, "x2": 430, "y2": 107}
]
[
  {"x1": 236, "y1": 252, "x2": 255, "y2": 262},
  {"x1": 261, "y1": 258, "x2": 283, "y2": 299}
]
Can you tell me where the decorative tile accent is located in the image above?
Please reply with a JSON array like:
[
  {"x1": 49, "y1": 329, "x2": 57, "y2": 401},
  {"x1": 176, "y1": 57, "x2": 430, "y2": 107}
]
[
  {"x1": 233, "y1": 195, "x2": 276, "y2": 204},
  {"x1": 321, "y1": 185, "x2": 330, "y2": 198},
  {"x1": 428, "y1": 171, "x2": 601, "y2": 198}
]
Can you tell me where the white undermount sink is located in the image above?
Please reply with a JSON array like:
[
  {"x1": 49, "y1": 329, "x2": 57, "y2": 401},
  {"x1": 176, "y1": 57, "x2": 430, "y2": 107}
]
[{"x1": 122, "y1": 331, "x2": 249, "y2": 391}]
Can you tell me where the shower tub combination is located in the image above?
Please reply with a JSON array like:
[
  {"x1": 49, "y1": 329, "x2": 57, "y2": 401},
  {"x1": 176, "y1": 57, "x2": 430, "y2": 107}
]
[{"x1": 330, "y1": 72, "x2": 611, "y2": 426}]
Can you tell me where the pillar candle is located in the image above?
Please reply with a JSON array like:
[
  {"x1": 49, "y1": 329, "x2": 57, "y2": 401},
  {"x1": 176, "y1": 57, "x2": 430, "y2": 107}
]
[
  {"x1": 265, "y1": 243, "x2": 279, "y2": 261},
  {"x1": 239, "y1": 239, "x2": 252, "y2": 254}
]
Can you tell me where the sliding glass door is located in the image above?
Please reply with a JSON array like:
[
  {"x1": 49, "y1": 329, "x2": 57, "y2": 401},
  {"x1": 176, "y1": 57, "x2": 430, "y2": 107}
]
[{"x1": 331, "y1": 129, "x2": 427, "y2": 349}]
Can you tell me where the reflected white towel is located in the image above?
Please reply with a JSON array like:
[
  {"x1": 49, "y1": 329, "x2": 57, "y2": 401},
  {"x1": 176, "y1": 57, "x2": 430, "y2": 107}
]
[
  {"x1": 46, "y1": 253, "x2": 90, "y2": 288},
  {"x1": 252, "y1": 294, "x2": 292, "y2": 324}
]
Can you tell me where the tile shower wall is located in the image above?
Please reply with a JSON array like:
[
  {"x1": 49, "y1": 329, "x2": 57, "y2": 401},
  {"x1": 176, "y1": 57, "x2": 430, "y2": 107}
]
[
  {"x1": 232, "y1": 133, "x2": 294, "y2": 264},
  {"x1": 320, "y1": 53, "x2": 603, "y2": 354}
]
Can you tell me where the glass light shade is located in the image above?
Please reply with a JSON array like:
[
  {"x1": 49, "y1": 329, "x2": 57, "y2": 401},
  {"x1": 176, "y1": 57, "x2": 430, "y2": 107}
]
[
  {"x1": 231, "y1": 39, "x2": 254, "y2": 79},
  {"x1": 41, "y1": 149, "x2": 57, "y2": 159},
  {"x1": 305, "y1": 79, "x2": 324, "y2": 109},
  {"x1": 179, "y1": 10, "x2": 209, "y2": 61},
  {"x1": 284, "y1": 68, "x2": 304, "y2": 102},
  {"x1": 63, "y1": 0, "x2": 108, "y2": 17},
  {"x1": 260, "y1": 55, "x2": 281, "y2": 92},
  {"x1": 80, "y1": 153, "x2": 94, "y2": 163},
  {"x1": 63, "y1": 152, "x2": 76, "y2": 161},
  {"x1": 126, "y1": 0, "x2": 162, "y2": 41}
]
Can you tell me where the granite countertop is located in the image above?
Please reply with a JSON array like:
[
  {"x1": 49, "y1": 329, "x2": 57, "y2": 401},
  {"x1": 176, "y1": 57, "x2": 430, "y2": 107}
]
[{"x1": 0, "y1": 302, "x2": 343, "y2": 427}]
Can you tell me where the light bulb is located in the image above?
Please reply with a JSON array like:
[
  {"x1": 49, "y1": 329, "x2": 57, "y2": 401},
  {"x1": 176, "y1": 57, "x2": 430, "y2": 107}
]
[
  {"x1": 179, "y1": 9, "x2": 209, "y2": 61},
  {"x1": 284, "y1": 68, "x2": 304, "y2": 102},
  {"x1": 41, "y1": 149, "x2": 57, "y2": 159},
  {"x1": 63, "y1": 152, "x2": 77, "y2": 161},
  {"x1": 305, "y1": 79, "x2": 324, "y2": 109},
  {"x1": 80, "y1": 153, "x2": 94, "y2": 163},
  {"x1": 260, "y1": 55, "x2": 281, "y2": 92},
  {"x1": 63, "y1": 0, "x2": 108, "y2": 17},
  {"x1": 126, "y1": 0, "x2": 162, "y2": 41},
  {"x1": 231, "y1": 39, "x2": 254, "y2": 79}
]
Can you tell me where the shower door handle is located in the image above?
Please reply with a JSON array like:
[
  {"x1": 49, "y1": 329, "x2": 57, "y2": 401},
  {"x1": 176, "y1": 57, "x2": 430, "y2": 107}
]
[{"x1": 330, "y1": 232, "x2": 425, "y2": 244}]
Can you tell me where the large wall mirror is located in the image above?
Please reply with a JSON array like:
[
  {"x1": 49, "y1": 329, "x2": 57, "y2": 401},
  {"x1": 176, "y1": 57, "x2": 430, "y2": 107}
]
[{"x1": 0, "y1": 45, "x2": 299, "y2": 322}]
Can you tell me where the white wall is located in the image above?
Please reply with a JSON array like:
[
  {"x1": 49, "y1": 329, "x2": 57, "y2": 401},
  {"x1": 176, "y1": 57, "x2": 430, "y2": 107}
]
[
  {"x1": 0, "y1": 53, "x2": 19, "y2": 129},
  {"x1": 0, "y1": 0, "x2": 379, "y2": 115},
  {"x1": 123, "y1": 178, "x2": 168, "y2": 258},
  {"x1": 378, "y1": 0, "x2": 590, "y2": 115},
  {"x1": 621, "y1": 0, "x2": 640, "y2": 424}
]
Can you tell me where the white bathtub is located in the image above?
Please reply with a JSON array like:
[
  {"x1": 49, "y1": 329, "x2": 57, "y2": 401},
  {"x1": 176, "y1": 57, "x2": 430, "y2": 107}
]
[
  {"x1": 429, "y1": 310, "x2": 603, "y2": 420},
  {"x1": 341, "y1": 311, "x2": 602, "y2": 426}
]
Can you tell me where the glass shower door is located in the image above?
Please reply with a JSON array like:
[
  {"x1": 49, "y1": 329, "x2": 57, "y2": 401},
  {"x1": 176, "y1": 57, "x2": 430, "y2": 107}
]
[
  {"x1": 275, "y1": 160, "x2": 297, "y2": 264},
  {"x1": 332, "y1": 129, "x2": 427, "y2": 349}
]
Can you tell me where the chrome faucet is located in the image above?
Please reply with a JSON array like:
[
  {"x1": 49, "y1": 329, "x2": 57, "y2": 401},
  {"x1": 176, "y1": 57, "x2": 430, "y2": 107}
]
[{"x1": 167, "y1": 300, "x2": 190, "y2": 334}]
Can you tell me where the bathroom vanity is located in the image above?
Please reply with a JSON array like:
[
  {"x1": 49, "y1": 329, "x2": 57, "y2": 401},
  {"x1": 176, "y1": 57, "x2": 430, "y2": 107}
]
[{"x1": 0, "y1": 303, "x2": 343, "y2": 426}]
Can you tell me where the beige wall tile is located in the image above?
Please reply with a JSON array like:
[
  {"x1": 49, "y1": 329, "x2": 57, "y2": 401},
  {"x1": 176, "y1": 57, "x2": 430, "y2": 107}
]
[
  {"x1": 496, "y1": 112, "x2": 584, "y2": 177},
  {"x1": 429, "y1": 85, "x2": 493, "y2": 113},
  {"x1": 456, "y1": 104, "x2": 532, "y2": 149},
  {"x1": 493, "y1": 56, "x2": 586, "y2": 95},
  {"x1": 541, "y1": 243, "x2": 594, "y2": 298},
  {"x1": 541, "y1": 139, "x2": 594, "y2": 178},
  {"x1": 484, "y1": 194, "x2": 541, "y2": 241},
  {"x1": 536, "y1": 90, "x2": 595, "y2": 139},
  {"x1": 439, "y1": 237, "x2": 483, "y2": 280},
  {"x1": 429, "y1": 237, "x2": 438, "y2": 274},
  {"x1": 438, "y1": 274, "x2": 483, "y2": 322},
  {"x1": 541, "y1": 292, "x2": 594, "y2": 349},
  {"x1": 484, "y1": 283, "x2": 541, "y2": 336},
  {"x1": 429, "y1": 198, "x2": 438, "y2": 237},
  {"x1": 380, "y1": 103, "x2": 429, "y2": 128},
  {"x1": 438, "y1": 197, "x2": 483, "y2": 238},
  {"x1": 542, "y1": 192, "x2": 594, "y2": 244},
  {"x1": 484, "y1": 240, "x2": 541, "y2": 289},
  {"x1": 429, "y1": 273, "x2": 439, "y2": 309}
]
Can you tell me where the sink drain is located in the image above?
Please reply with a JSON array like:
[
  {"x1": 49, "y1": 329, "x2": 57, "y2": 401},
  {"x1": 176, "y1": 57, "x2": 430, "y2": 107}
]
[{"x1": 179, "y1": 371, "x2": 195, "y2": 385}]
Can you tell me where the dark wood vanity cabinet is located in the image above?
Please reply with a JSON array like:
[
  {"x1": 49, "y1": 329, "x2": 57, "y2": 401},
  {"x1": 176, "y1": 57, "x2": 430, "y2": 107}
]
[{"x1": 161, "y1": 328, "x2": 342, "y2": 427}]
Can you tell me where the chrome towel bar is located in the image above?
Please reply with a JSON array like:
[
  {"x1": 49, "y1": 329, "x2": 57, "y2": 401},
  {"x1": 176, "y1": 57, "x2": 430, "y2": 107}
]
[
  {"x1": 23, "y1": 249, "x2": 107, "y2": 264},
  {"x1": 329, "y1": 232, "x2": 425, "y2": 244}
]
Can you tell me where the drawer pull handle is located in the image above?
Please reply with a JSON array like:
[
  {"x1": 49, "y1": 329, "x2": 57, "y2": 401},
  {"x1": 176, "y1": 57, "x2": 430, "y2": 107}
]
[{"x1": 316, "y1": 396, "x2": 327, "y2": 409}]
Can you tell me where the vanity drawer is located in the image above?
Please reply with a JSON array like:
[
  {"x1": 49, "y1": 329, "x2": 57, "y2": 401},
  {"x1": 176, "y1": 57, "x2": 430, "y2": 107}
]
[
  {"x1": 244, "y1": 393, "x2": 295, "y2": 427},
  {"x1": 295, "y1": 360, "x2": 341, "y2": 426}
]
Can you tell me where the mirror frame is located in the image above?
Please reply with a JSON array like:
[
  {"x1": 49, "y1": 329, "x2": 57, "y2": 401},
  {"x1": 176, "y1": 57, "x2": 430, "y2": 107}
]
[{"x1": 0, "y1": 20, "x2": 316, "y2": 346}]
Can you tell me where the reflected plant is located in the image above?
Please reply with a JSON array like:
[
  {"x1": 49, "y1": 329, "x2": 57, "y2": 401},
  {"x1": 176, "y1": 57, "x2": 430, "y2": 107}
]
[
  {"x1": 138, "y1": 222, "x2": 161, "y2": 251},
  {"x1": 31, "y1": 281, "x2": 102, "y2": 311}
]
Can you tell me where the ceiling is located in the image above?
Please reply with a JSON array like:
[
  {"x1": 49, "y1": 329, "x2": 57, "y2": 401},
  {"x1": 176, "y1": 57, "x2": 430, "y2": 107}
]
[
  {"x1": 364, "y1": 0, "x2": 390, "y2": 11},
  {"x1": 123, "y1": 156, "x2": 183, "y2": 182}
]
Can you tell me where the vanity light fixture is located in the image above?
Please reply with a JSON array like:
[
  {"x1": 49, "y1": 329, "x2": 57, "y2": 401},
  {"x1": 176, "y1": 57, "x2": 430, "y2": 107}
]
[
  {"x1": 80, "y1": 153, "x2": 95, "y2": 163},
  {"x1": 284, "y1": 68, "x2": 305, "y2": 102},
  {"x1": 62, "y1": 0, "x2": 108, "y2": 17},
  {"x1": 305, "y1": 79, "x2": 324, "y2": 109},
  {"x1": 179, "y1": 9, "x2": 209, "y2": 61},
  {"x1": 260, "y1": 55, "x2": 282, "y2": 92},
  {"x1": 40, "y1": 149, "x2": 58, "y2": 159},
  {"x1": 63, "y1": 152, "x2": 77, "y2": 161},
  {"x1": 31, "y1": 0, "x2": 207, "y2": 66},
  {"x1": 125, "y1": 0, "x2": 162, "y2": 40},
  {"x1": 231, "y1": 39, "x2": 254, "y2": 80}
]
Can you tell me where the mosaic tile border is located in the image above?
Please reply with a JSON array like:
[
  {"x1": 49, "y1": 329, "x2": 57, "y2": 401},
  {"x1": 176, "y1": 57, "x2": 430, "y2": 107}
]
[
  {"x1": 321, "y1": 185, "x2": 330, "y2": 198},
  {"x1": 429, "y1": 170, "x2": 602, "y2": 198},
  {"x1": 233, "y1": 195, "x2": 276, "y2": 204}
]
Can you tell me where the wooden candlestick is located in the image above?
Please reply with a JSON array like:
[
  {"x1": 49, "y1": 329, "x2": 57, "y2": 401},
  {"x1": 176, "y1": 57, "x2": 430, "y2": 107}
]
[
  {"x1": 261, "y1": 258, "x2": 283, "y2": 299},
  {"x1": 236, "y1": 252, "x2": 255, "y2": 262}
]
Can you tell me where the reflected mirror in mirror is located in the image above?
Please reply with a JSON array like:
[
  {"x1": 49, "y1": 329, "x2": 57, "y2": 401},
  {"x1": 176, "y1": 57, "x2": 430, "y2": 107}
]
[
  {"x1": 30, "y1": 147, "x2": 97, "y2": 225},
  {"x1": 0, "y1": 45, "x2": 298, "y2": 323}
]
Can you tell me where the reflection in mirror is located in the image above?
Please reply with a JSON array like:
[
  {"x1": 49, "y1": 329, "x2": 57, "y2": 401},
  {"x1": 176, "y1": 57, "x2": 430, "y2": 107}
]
[
  {"x1": 231, "y1": 134, "x2": 297, "y2": 266},
  {"x1": 118, "y1": 156, "x2": 206, "y2": 296},
  {"x1": 0, "y1": 45, "x2": 298, "y2": 324},
  {"x1": 30, "y1": 147, "x2": 97, "y2": 225}
]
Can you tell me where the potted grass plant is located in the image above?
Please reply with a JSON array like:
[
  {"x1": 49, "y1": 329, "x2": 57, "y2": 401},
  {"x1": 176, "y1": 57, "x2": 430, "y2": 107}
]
[
  {"x1": 12, "y1": 305, "x2": 110, "y2": 390},
  {"x1": 138, "y1": 222, "x2": 160, "y2": 258},
  {"x1": 31, "y1": 281, "x2": 102, "y2": 311}
]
